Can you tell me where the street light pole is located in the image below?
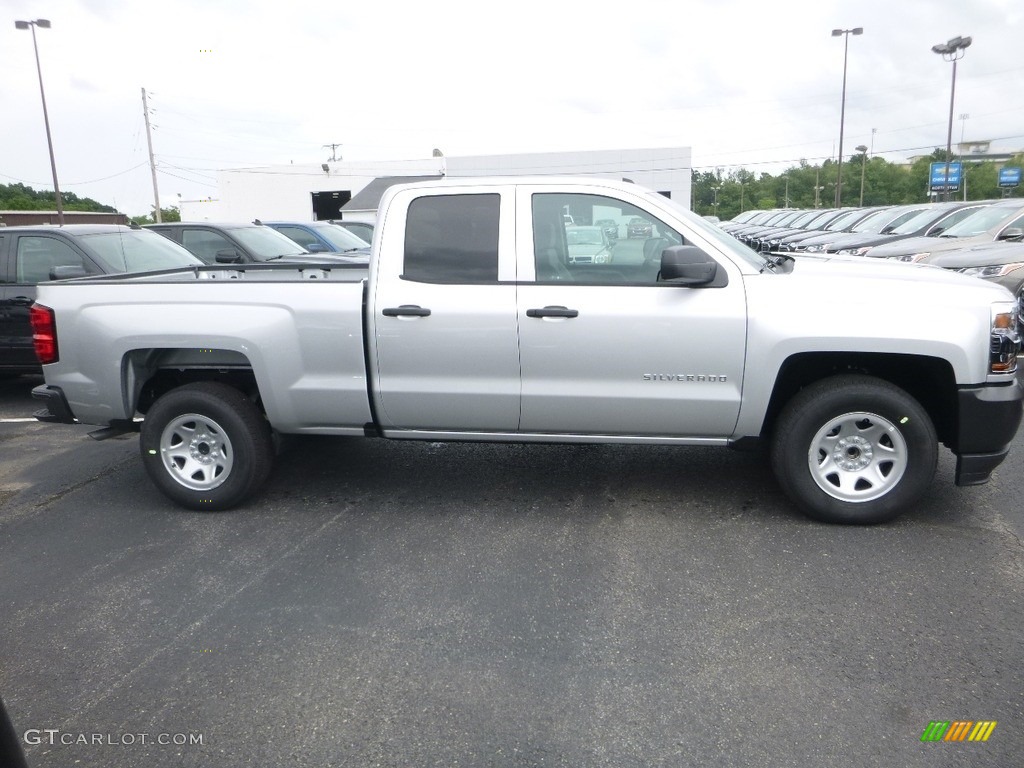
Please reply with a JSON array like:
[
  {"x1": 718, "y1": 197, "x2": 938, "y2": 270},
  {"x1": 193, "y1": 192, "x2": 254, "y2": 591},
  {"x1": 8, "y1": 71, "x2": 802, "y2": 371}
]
[
  {"x1": 15, "y1": 18, "x2": 64, "y2": 225},
  {"x1": 832, "y1": 26, "x2": 863, "y2": 208},
  {"x1": 959, "y1": 113, "x2": 970, "y2": 201},
  {"x1": 856, "y1": 145, "x2": 868, "y2": 205},
  {"x1": 932, "y1": 35, "x2": 971, "y2": 202}
]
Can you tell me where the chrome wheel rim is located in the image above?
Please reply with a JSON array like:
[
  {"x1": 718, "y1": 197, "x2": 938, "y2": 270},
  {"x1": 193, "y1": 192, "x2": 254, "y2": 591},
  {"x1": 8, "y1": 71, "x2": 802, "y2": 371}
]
[
  {"x1": 808, "y1": 411, "x2": 907, "y2": 502},
  {"x1": 159, "y1": 414, "x2": 233, "y2": 491}
]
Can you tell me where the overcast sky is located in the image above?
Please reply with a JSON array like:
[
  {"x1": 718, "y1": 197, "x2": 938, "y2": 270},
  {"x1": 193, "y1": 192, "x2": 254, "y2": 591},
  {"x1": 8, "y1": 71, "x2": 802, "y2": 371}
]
[{"x1": 3, "y1": 0, "x2": 1022, "y2": 215}]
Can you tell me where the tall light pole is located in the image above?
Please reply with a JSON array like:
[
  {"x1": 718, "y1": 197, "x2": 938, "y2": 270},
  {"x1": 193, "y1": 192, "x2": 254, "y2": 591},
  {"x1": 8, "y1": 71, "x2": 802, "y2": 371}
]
[
  {"x1": 959, "y1": 113, "x2": 970, "y2": 201},
  {"x1": 15, "y1": 18, "x2": 64, "y2": 225},
  {"x1": 832, "y1": 26, "x2": 863, "y2": 208},
  {"x1": 932, "y1": 35, "x2": 971, "y2": 202},
  {"x1": 856, "y1": 145, "x2": 868, "y2": 205}
]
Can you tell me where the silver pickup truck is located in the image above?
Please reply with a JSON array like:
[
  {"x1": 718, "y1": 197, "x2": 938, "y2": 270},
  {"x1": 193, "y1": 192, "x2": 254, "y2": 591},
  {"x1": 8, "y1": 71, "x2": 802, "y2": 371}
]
[{"x1": 31, "y1": 178, "x2": 1023, "y2": 524}]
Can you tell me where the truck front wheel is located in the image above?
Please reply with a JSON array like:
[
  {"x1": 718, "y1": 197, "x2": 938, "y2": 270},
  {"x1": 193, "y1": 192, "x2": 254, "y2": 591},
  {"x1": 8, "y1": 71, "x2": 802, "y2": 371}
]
[
  {"x1": 140, "y1": 382, "x2": 273, "y2": 510},
  {"x1": 771, "y1": 375, "x2": 937, "y2": 524}
]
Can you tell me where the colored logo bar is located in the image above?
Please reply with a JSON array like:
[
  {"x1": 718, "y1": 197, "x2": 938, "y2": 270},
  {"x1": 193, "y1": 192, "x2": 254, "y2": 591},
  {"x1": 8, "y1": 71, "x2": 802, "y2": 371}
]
[{"x1": 921, "y1": 721, "x2": 997, "y2": 742}]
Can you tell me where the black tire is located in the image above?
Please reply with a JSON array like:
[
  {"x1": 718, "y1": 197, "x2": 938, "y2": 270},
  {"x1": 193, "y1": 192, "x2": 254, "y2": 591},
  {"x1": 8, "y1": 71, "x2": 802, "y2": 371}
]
[
  {"x1": 140, "y1": 382, "x2": 273, "y2": 511},
  {"x1": 770, "y1": 375, "x2": 937, "y2": 525}
]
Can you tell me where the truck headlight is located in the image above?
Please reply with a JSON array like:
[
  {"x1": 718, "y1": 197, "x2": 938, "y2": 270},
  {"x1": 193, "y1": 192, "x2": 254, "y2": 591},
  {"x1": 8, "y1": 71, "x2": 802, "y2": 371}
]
[{"x1": 990, "y1": 301, "x2": 1021, "y2": 374}]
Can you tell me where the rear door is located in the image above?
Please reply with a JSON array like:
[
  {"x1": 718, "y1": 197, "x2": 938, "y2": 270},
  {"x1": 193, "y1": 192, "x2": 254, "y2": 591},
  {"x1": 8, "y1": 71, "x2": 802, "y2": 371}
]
[
  {"x1": 369, "y1": 187, "x2": 521, "y2": 432},
  {"x1": 515, "y1": 187, "x2": 747, "y2": 438}
]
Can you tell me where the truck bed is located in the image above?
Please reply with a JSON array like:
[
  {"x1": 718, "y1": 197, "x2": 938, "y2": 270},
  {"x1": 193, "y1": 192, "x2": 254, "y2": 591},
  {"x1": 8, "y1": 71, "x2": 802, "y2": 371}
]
[{"x1": 35, "y1": 264, "x2": 373, "y2": 433}]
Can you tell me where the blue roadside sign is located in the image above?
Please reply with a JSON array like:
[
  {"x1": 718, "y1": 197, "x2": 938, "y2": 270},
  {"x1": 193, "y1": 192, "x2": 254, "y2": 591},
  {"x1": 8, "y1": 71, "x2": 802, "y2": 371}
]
[
  {"x1": 929, "y1": 162, "x2": 962, "y2": 192},
  {"x1": 999, "y1": 167, "x2": 1021, "y2": 188}
]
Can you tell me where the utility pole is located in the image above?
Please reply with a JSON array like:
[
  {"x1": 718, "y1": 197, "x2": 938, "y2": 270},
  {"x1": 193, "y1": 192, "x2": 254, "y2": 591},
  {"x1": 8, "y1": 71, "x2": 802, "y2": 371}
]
[
  {"x1": 142, "y1": 88, "x2": 161, "y2": 222},
  {"x1": 323, "y1": 143, "x2": 342, "y2": 162}
]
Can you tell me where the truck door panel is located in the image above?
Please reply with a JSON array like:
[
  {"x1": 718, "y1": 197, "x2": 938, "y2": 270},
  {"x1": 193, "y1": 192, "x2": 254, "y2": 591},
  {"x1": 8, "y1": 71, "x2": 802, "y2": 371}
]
[
  {"x1": 370, "y1": 190, "x2": 520, "y2": 432},
  {"x1": 516, "y1": 190, "x2": 746, "y2": 437}
]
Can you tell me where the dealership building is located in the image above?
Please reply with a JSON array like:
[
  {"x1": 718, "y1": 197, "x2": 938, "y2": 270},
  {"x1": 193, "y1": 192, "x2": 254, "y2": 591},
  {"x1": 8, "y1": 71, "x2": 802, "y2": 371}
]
[{"x1": 177, "y1": 147, "x2": 692, "y2": 223}]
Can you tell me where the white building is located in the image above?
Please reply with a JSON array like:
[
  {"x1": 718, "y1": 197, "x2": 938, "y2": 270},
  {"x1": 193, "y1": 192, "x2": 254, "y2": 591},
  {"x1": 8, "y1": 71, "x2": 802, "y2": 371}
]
[{"x1": 179, "y1": 147, "x2": 692, "y2": 222}]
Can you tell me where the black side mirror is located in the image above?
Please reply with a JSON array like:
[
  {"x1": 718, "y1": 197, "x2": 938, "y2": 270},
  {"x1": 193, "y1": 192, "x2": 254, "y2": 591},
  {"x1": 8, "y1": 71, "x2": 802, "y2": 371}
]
[
  {"x1": 660, "y1": 245, "x2": 718, "y2": 286},
  {"x1": 997, "y1": 227, "x2": 1024, "y2": 242},
  {"x1": 50, "y1": 265, "x2": 88, "y2": 280},
  {"x1": 215, "y1": 249, "x2": 242, "y2": 263}
]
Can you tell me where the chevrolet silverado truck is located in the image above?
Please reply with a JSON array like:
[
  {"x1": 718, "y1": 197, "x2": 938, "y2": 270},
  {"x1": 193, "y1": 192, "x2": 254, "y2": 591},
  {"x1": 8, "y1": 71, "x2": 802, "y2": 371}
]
[{"x1": 30, "y1": 178, "x2": 1024, "y2": 524}]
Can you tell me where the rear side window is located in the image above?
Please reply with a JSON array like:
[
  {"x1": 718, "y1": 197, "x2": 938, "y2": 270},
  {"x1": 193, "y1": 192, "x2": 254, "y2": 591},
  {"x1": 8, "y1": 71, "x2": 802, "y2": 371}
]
[{"x1": 403, "y1": 194, "x2": 499, "y2": 283}]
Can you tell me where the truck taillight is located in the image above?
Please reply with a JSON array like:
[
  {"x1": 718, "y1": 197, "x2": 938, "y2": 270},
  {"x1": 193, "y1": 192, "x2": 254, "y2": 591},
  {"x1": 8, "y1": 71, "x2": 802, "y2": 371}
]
[{"x1": 30, "y1": 304, "x2": 59, "y2": 365}]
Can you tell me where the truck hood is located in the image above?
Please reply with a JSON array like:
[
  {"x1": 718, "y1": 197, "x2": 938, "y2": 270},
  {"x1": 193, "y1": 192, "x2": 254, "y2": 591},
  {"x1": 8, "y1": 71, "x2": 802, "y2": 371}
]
[{"x1": 780, "y1": 252, "x2": 1015, "y2": 300}]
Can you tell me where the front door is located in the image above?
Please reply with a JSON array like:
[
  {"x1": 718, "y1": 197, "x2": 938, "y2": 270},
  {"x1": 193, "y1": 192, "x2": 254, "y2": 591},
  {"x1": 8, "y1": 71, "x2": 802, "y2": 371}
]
[{"x1": 516, "y1": 189, "x2": 747, "y2": 438}]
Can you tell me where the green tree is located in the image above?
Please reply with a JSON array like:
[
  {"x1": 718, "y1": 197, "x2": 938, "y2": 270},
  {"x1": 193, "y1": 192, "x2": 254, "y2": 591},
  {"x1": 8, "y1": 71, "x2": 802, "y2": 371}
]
[
  {"x1": 130, "y1": 206, "x2": 181, "y2": 225},
  {"x1": 0, "y1": 182, "x2": 116, "y2": 213}
]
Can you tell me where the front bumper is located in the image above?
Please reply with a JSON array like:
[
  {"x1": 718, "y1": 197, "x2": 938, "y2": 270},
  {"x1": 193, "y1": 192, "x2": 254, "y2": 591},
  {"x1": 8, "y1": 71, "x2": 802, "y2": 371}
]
[{"x1": 953, "y1": 380, "x2": 1024, "y2": 486}]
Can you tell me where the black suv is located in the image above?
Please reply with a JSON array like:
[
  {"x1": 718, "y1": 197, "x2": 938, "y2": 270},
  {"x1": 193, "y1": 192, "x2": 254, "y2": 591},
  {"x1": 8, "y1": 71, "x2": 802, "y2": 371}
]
[{"x1": 0, "y1": 225, "x2": 200, "y2": 375}]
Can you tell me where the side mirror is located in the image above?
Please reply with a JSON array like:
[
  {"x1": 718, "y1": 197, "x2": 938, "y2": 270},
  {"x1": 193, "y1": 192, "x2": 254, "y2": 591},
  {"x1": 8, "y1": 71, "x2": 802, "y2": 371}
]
[
  {"x1": 305, "y1": 243, "x2": 328, "y2": 253},
  {"x1": 997, "y1": 227, "x2": 1024, "y2": 242},
  {"x1": 49, "y1": 265, "x2": 88, "y2": 280},
  {"x1": 215, "y1": 248, "x2": 242, "y2": 263},
  {"x1": 660, "y1": 245, "x2": 718, "y2": 286}
]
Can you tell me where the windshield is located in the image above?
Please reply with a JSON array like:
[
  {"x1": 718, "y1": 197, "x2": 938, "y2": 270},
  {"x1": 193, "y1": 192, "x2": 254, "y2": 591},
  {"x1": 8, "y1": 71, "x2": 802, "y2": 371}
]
[
  {"x1": 232, "y1": 227, "x2": 309, "y2": 260},
  {"x1": 791, "y1": 210, "x2": 824, "y2": 227},
  {"x1": 889, "y1": 206, "x2": 950, "y2": 235},
  {"x1": 803, "y1": 210, "x2": 838, "y2": 228},
  {"x1": 81, "y1": 231, "x2": 201, "y2": 272},
  {"x1": 653, "y1": 192, "x2": 768, "y2": 270},
  {"x1": 825, "y1": 210, "x2": 867, "y2": 231},
  {"x1": 566, "y1": 228, "x2": 604, "y2": 245},
  {"x1": 315, "y1": 224, "x2": 370, "y2": 250},
  {"x1": 940, "y1": 205, "x2": 1024, "y2": 238},
  {"x1": 848, "y1": 209, "x2": 896, "y2": 234}
]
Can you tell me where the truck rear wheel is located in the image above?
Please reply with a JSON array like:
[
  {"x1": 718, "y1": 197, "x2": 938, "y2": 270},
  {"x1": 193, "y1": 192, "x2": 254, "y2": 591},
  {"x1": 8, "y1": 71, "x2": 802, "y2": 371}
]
[
  {"x1": 140, "y1": 382, "x2": 273, "y2": 510},
  {"x1": 770, "y1": 375, "x2": 937, "y2": 524}
]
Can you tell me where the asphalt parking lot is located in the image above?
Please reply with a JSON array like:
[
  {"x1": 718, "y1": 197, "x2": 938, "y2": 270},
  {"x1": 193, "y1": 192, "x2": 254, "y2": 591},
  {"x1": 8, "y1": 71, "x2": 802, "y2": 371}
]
[{"x1": 1, "y1": 373, "x2": 1022, "y2": 767}]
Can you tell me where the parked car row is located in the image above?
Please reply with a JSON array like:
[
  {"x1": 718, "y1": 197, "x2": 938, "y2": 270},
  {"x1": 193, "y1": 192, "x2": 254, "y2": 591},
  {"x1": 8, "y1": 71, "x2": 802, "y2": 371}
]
[
  {"x1": 721, "y1": 199, "x2": 1024, "y2": 303},
  {"x1": 0, "y1": 218, "x2": 374, "y2": 375},
  {"x1": 144, "y1": 220, "x2": 371, "y2": 265},
  {"x1": 0, "y1": 224, "x2": 202, "y2": 374}
]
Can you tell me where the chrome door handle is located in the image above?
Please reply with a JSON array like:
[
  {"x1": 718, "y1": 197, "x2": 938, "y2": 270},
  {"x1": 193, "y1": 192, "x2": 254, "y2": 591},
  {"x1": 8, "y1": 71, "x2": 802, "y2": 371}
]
[
  {"x1": 526, "y1": 306, "x2": 578, "y2": 318},
  {"x1": 382, "y1": 305, "x2": 431, "y2": 317}
]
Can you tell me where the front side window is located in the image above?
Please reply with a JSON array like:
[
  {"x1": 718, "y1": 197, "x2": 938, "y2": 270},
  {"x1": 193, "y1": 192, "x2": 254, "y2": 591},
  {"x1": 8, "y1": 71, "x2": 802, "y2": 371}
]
[
  {"x1": 15, "y1": 236, "x2": 90, "y2": 283},
  {"x1": 181, "y1": 229, "x2": 235, "y2": 262},
  {"x1": 532, "y1": 193, "x2": 690, "y2": 284},
  {"x1": 403, "y1": 194, "x2": 499, "y2": 284}
]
